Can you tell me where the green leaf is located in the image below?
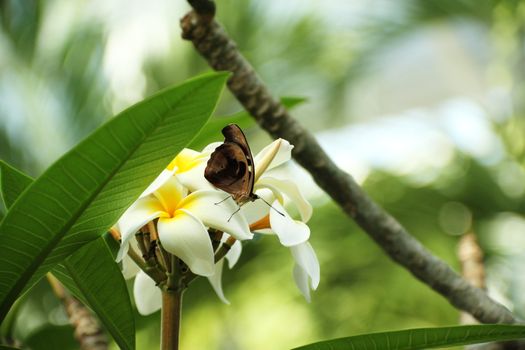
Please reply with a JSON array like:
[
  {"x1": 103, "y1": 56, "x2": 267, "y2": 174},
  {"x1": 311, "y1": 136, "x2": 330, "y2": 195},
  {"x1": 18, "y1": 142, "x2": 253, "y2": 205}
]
[
  {"x1": 24, "y1": 324, "x2": 77, "y2": 350},
  {"x1": 293, "y1": 324, "x2": 525, "y2": 350},
  {"x1": 0, "y1": 71, "x2": 228, "y2": 321},
  {"x1": 0, "y1": 161, "x2": 32, "y2": 209},
  {"x1": 0, "y1": 162, "x2": 135, "y2": 350},
  {"x1": 53, "y1": 239, "x2": 134, "y2": 350},
  {"x1": 188, "y1": 96, "x2": 307, "y2": 150},
  {"x1": 279, "y1": 96, "x2": 308, "y2": 109},
  {"x1": 0, "y1": 346, "x2": 21, "y2": 350}
]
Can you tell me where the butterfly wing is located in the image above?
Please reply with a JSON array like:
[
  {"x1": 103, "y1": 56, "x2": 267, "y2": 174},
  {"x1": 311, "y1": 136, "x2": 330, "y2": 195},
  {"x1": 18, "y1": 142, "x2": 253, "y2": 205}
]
[
  {"x1": 204, "y1": 124, "x2": 256, "y2": 203},
  {"x1": 222, "y1": 124, "x2": 256, "y2": 196}
]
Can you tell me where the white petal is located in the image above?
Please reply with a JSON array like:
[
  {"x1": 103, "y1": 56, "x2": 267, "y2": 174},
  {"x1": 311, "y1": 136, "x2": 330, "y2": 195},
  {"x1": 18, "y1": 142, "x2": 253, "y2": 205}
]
[
  {"x1": 225, "y1": 239, "x2": 242, "y2": 268},
  {"x1": 133, "y1": 270, "x2": 162, "y2": 315},
  {"x1": 207, "y1": 259, "x2": 230, "y2": 304},
  {"x1": 140, "y1": 168, "x2": 177, "y2": 198},
  {"x1": 121, "y1": 254, "x2": 141, "y2": 279},
  {"x1": 172, "y1": 148, "x2": 208, "y2": 172},
  {"x1": 240, "y1": 188, "x2": 275, "y2": 224},
  {"x1": 269, "y1": 201, "x2": 310, "y2": 247},
  {"x1": 202, "y1": 142, "x2": 223, "y2": 153},
  {"x1": 158, "y1": 209, "x2": 215, "y2": 276},
  {"x1": 176, "y1": 159, "x2": 215, "y2": 192},
  {"x1": 174, "y1": 146, "x2": 218, "y2": 191},
  {"x1": 180, "y1": 190, "x2": 253, "y2": 240},
  {"x1": 254, "y1": 139, "x2": 294, "y2": 175},
  {"x1": 116, "y1": 196, "x2": 167, "y2": 261},
  {"x1": 121, "y1": 238, "x2": 141, "y2": 279},
  {"x1": 290, "y1": 242, "x2": 320, "y2": 290},
  {"x1": 293, "y1": 264, "x2": 311, "y2": 302},
  {"x1": 256, "y1": 176, "x2": 312, "y2": 222}
]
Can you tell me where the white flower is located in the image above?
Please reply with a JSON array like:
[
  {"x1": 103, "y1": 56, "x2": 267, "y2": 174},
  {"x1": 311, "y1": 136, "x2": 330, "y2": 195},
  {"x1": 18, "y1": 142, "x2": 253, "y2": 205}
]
[
  {"x1": 177, "y1": 138, "x2": 312, "y2": 245},
  {"x1": 115, "y1": 157, "x2": 252, "y2": 277},
  {"x1": 178, "y1": 138, "x2": 320, "y2": 302},
  {"x1": 113, "y1": 149, "x2": 252, "y2": 314}
]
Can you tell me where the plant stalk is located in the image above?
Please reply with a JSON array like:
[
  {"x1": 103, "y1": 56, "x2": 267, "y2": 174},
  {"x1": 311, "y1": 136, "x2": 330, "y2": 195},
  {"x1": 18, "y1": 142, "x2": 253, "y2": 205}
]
[{"x1": 161, "y1": 287, "x2": 183, "y2": 350}]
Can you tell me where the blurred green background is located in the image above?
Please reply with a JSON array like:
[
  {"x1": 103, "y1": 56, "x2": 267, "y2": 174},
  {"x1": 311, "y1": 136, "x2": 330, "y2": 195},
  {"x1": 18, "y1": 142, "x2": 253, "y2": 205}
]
[{"x1": 1, "y1": 0, "x2": 525, "y2": 349}]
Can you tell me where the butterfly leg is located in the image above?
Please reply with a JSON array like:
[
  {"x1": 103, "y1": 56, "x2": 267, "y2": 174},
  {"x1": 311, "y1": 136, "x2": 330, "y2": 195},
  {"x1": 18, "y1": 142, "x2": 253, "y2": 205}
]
[{"x1": 227, "y1": 206, "x2": 242, "y2": 222}]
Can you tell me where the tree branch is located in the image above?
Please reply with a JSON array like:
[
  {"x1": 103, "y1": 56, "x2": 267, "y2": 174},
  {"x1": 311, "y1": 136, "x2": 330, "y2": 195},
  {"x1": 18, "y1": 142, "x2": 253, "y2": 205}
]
[
  {"x1": 180, "y1": 6, "x2": 521, "y2": 324},
  {"x1": 47, "y1": 274, "x2": 108, "y2": 350}
]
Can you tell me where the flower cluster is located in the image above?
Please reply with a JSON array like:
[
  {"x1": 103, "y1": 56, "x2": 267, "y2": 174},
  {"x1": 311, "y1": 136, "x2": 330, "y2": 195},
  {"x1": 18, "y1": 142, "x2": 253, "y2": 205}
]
[{"x1": 113, "y1": 137, "x2": 320, "y2": 314}]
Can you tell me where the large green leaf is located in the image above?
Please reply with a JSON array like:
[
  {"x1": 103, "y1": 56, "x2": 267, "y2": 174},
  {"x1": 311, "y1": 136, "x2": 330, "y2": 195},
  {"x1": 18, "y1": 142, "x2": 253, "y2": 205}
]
[
  {"x1": 0, "y1": 346, "x2": 20, "y2": 350},
  {"x1": 1, "y1": 161, "x2": 135, "y2": 349},
  {"x1": 293, "y1": 324, "x2": 525, "y2": 350},
  {"x1": 53, "y1": 239, "x2": 134, "y2": 350},
  {"x1": 0, "y1": 162, "x2": 32, "y2": 209},
  {"x1": 24, "y1": 324, "x2": 77, "y2": 350},
  {"x1": 0, "y1": 72, "x2": 228, "y2": 321}
]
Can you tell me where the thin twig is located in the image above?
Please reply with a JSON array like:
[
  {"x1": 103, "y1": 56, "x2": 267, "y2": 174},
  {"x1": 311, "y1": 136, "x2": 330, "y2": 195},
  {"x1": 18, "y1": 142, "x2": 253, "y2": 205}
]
[
  {"x1": 128, "y1": 246, "x2": 166, "y2": 284},
  {"x1": 180, "y1": 4, "x2": 519, "y2": 324},
  {"x1": 215, "y1": 235, "x2": 236, "y2": 263},
  {"x1": 210, "y1": 229, "x2": 224, "y2": 252},
  {"x1": 135, "y1": 231, "x2": 148, "y2": 258},
  {"x1": 148, "y1": 221, "x2": 159, "y2": 241}
]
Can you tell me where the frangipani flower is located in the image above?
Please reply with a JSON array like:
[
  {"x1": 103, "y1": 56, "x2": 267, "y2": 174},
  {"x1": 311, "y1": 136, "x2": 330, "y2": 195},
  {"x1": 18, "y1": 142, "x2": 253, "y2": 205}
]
[
  {"x1": 177, "y1": 138, "x2": 320, "y2": 302},
  {"x1": 177, "y1": 138, "x2": 312, "y2": 244},
  {"x1": 115, "y1": 136, "x2": 319, "y2": 314},
  {"x1": 115, "y1": 173, "x2": 252, "y2": 277}
]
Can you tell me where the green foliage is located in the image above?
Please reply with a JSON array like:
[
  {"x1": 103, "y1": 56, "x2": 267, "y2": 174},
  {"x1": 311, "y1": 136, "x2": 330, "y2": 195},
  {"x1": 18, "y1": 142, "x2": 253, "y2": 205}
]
[
  {"x1": 1, "y1": 161, "x2": 135, "y2": 349},
  {"x1": 0, "y1": 161, "x2": 32, "y2": 209},
  {"x1": 0, "y1": 72, "x2": 228, "y2": 322},
  {"x1": 2, "y1": 1, "x2": 525, "y2": 349},
  {"x1": 0, "y1": 0, "x2": 41, "y2": 59},
  {"x1": 24, "y1": 325, "x2": 77, "y2": 350},
  {"x1": 294, "y1": 324, "x2": 525, "y2": 350},
  {"x1": 57, "y1": 25, "x2": 109, "y2": 137},
  {"x1": 53, "y1": 239, "x2": 134, "y2": 350}
]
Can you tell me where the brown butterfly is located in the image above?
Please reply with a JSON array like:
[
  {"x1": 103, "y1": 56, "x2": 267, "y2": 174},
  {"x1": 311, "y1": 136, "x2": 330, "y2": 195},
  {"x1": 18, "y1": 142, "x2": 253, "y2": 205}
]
[{"x1": 204, "y1": 124, "x2": 259, "y2": 205}]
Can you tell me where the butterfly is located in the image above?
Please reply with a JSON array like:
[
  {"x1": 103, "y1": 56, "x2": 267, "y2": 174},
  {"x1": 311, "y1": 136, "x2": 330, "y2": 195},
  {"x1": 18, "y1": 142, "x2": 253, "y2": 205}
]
[{"x1": 204, "y1": 124, "x2": 258, "y2": 205}]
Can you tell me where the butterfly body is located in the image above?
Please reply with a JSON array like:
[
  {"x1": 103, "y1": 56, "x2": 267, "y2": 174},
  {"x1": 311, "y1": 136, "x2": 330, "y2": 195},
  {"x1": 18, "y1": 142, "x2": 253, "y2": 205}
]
[{"x1": 205, "y1": 124, "x2": 258, "y2": 204}]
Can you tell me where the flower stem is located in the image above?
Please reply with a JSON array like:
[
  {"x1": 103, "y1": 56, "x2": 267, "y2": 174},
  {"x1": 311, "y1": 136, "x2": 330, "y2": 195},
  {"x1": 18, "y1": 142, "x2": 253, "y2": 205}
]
[
  {"x1": 127, "y1": 247, "x2": 166, "y2": 284},
  {"x1": 161, "y1": 287, "x2": 183, "y2": 350}
]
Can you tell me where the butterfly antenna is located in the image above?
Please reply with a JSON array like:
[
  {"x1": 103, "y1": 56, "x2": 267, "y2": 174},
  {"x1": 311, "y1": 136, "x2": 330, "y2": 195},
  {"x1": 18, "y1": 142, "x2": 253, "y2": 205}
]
[
  {"x1": 258, "y1": 196, "x2": 285, "y2": 217},
  {"x1": 214, "y1": 195, "x2": 232, "y2": 205}
]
